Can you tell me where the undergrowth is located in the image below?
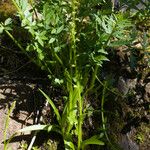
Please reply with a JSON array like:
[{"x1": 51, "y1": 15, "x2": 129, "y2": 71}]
[{"x1": 0, "y1": 0, "x2": 149, "y2": 150}]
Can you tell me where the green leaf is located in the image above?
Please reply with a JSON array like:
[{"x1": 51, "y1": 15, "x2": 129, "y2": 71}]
[
  {"x1": 4, "y1": 26, "x2": 12, "y2": 31},
  {"x1": 0, "y1": 26, "x2": 4, "y2": 34},
  {"x1": 102, "y1": 20, "x2": 108, "y2": 32},
  {"x1": 20, "y1": 0, "x2": 28, "y2": 12},
  {"x1": 94, "y1": 14, "x2": 101, "y2": 24},
  {"x1": 54, "y1": 78, "x2": 63, "y2": 85},
  {"x1": 43, "y1": 3, "x2": 51, "y2": 26},
  {"x1": 39, "y1": 89, "x2": 61, "y2": 124},
  {"x1": 67, "y1": 109, "x2": 77, "y2": 126},
  {"x1": 64, "y1": 140, "x2": 75, "y2": 150},
  {"x1": 38, "y1": 53, "x2": 44, "y2": 60},
  {"x1": 43, "y1": 3, "x2": 49, "y2": 17},
  {"x1": 109, "y1": 40, "x2": 131, "y2": 47},
  {"x1": 49, "y1": 38, "x2": 56, "y2": 44},
  {"x1": 95, "y1": 55, "x2": 109, "y2": 62},
  {"x1": 17, "y1": 125, "x2": 48, "y2": 133},
  {"x1": 51, "y1": 28, "x2": 57, "y2": 34},
  {"x1": 35, "y1": 42, "x2": 42, "y2": 54},
  {"x1": 4, "y1": 18, "x2": 12, "y2": 26},
  {"x1": 98, "y1": 48, "x2": 108, "y2": 54},
  {"x1": 35, "y1": 31, "x2": 47, "y2": 46},
  {"x1": 81, "y1": 135, "x2": 104, "y2": 150},
  {"x1": 39, "y1": 31, "x2": 48, "y2": 40},
  {"x1": 54, "y1": 46, "x2": 61, "y2": 52},
  {"x1": 26, "y1": 44, "x2": 34, "y2": 52},
  {"x1": 36, "y1": 35, "x2": 44, "y2": 46},
  {"x1": 17, "y1": 124, "x2": 61, "y2": 134},
  {"x1": 56, "y1": 25, "x2": 64, "y2": 34}
]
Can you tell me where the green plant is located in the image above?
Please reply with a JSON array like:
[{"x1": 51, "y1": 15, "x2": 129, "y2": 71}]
[
  {"x1": 135, "y1": 132, "x2": 144, "y2": 144},
  {"x1": 20, "y1": 142, "x2": 28, "y2": 150},
  {"x1": 120, "y1": 0, "x2": 150, "y2": 25},
  {"x1": 3, "y1": 101, "x2": 16, "y2": 150},
  {"x1": 0, "y1": 0, "x2": 133, "y2": 149}
]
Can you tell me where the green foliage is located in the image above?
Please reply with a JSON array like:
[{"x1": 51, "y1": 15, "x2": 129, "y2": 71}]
[
  {"x1": 120, "y1": 0, "x2": 150, "y2": 23},
  {"x1": 0, "y1": 18, "x2": 12, "y2": 33},
  {"x1": 0, "y1": 0, "x2": 134, "y2": 149},
  {"x1": 135, "y1": 132, "x2": 144, "y2": 144},
  {"x1": 81, "y1": 134, "x2": 104, "y2": 150}
]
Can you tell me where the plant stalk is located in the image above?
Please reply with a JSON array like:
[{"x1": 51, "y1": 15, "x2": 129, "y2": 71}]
[
  {"x1": 101, "y1": 81, "x2": 110, "y2": 143},
  {"x1": 77, "y1": 82, "x2": 83, "y2": 150}
]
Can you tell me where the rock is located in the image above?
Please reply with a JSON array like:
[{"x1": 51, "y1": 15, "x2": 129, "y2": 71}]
[
  {"x1": 117, "y1": 76, "x2": 129, "y2": 95},
  {"x1": 145, "y1": 83, "x2": 150, "y2": 94},
  {"x1": 144, "y1": 83, "x2": 150, "y2": 101},
  {"x1": 120, "y1": 132, "x2": 139, "y2": 150}
]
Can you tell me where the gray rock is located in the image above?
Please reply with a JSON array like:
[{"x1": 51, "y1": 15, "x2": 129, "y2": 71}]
[
  {"x1": 117, "y1": 76, "x2": 129, "y2": 95},
  {"x1": 120, "y1": 133, "x2": 139, "y2": 150}
]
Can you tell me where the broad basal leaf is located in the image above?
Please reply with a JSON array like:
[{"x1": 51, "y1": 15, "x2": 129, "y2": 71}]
[
  {"x1": 81, "y1": 135, "x2": 104, "y2": 150},
  {"x1": 39, "y1": 89, "x2": 61, "y2": 125}
]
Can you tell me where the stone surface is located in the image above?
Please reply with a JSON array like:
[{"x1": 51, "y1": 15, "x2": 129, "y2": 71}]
[{"x1": 120, "y1": 133, "x2": 139, "y2": 150}]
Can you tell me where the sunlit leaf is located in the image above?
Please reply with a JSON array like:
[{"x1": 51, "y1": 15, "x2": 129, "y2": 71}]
[
  {"x1": 37, "y1": 36, "x2": 44, "y2": 46},
  {"x1": 0, "y1": 26, "x2": 4, "y2": 34},
  {"x1": 54, "y1": 78, "x2": 64, "y2": 85},
  {"x1": 4, "y1": 18, "x2": 12, "y2": 26},
  {"x1": 64, "y1": 140, "x2": 75, "y2": 150},
  {"x1": 54, "y1": 46, "x2": 61, "y2": 52},
  {"x1": 38, "y1": 53, "x2": 44, "y2": 60},
  {"x1": 51, "y1": 28, "x2": 57, "y2": 34},
  {"x1": 95, "y1": 55, "x2": 109, "y2": 62},
  {"x1": 17, "y1": 125, "x2": 48, "y2": 132},
  {"x1": 17, "y1": 124, "x2": 61, "y2": 134},
  {"x1": 98, "y1": 48, "x2": 108, "y2": 54},
  {"x1": 49, "y1": 38, "x2": 56, "y2": 44},
  {"x1": 56, "y1": 25, "x2": 64, "y2": 34},
  {"x1": 81, "y1": 135, "x2": 104, "y2": 149},
  {"x1": 4, "y1": 27, "x2": 12, "y2": 31}
]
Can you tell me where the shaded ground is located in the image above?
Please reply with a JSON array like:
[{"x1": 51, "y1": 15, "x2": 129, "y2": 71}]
[
  {"x1": 103, "y1": 45, "x2": 150, "y2": 150},
  {"x1": 0, "y1": 79, "x2": 36, "y2": 149},
  {"x1": 0, "y1": 74, "x2": 64, "y2": 150}
]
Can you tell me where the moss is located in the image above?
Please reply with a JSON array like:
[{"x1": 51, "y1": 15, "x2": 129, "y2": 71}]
[
  {"x1": 107, "y1": 109, "x2": 124, "y2": 149},
  {"x1": 135, "y1": 132, "x2": 144, "y2": 144},
  {"x1": 135, "y1": 124, "x2": 150, "y2": 148}
]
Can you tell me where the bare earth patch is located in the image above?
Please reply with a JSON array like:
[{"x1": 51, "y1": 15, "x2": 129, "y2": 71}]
[{"x1": 0, "y1": 81, "x2": 34, "y2": 150}]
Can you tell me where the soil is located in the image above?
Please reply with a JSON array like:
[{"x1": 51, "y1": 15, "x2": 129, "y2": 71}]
[{"x1": 0, "y1": 79, "x2": 36, "y2": 150}]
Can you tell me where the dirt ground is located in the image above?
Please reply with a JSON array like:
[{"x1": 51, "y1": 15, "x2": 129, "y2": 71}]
[{"x1": 0, "y1": 80, "x2": 34, "y2": 150}]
